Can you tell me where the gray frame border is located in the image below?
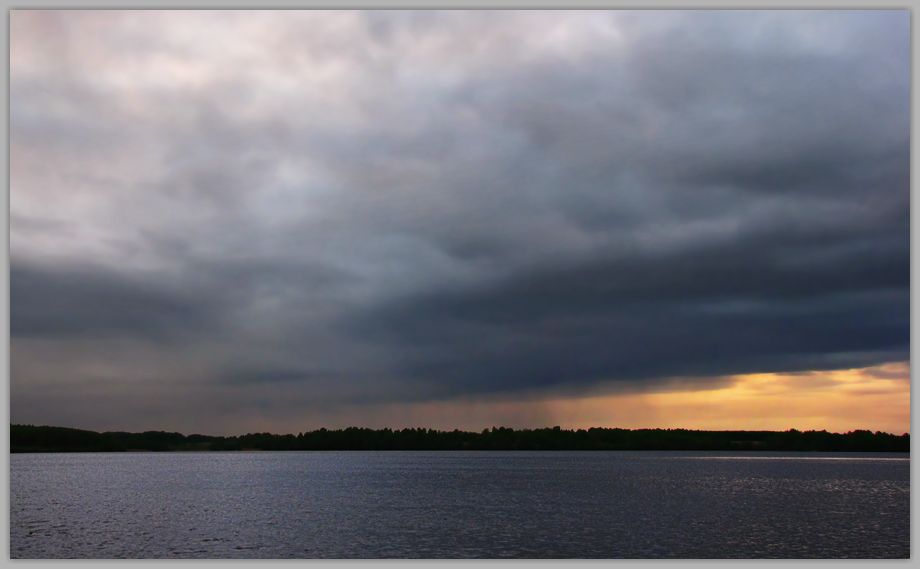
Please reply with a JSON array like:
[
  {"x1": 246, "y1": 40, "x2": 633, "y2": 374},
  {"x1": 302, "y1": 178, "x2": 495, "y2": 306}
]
[{"x1": 0, "y1": 2, "x2": 914, "y2": 568}]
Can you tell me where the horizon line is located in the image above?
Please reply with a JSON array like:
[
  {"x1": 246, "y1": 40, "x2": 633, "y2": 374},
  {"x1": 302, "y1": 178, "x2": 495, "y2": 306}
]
[{"x1": 11, "y1": 423, "x2": 911, "y2": 438}]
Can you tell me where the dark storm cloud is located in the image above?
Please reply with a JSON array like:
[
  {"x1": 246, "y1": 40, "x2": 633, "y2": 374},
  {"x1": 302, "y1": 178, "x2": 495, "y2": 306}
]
[
  {"x1": 349, "y1": 234, "x2": 907, "y2": 394},
  {"x1": 9, "y1": 10, "x2": 910, "y2": 424},
  {"x1": 10, "y1": 261, "x2": 224, "y2": 341}
]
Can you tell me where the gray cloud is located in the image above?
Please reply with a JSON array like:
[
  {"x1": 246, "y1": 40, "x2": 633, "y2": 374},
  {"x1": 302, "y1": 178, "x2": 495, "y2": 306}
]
[
  {"x1": 9, "y1": 10, "x2": 909, "y2": 430},
  {"x1": 11, "y1": 261, "x2": 222, "y2": 341}
]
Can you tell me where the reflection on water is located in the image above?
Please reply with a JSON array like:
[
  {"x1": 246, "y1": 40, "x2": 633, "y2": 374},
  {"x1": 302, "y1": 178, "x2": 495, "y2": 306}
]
[
  {"x1": 670, "y1": 455, "x2": 910, "y2": 461},
  {"x1": 10, "y1": 451, "x2": 909, "y2": 558}
]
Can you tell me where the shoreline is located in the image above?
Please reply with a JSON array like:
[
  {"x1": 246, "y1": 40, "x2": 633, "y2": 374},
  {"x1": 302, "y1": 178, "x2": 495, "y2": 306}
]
[{"x1": 11, "y1": 424, "x2": 910, "y2": 453}]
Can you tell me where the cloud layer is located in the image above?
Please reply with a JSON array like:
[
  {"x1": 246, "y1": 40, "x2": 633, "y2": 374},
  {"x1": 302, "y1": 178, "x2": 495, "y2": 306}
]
[{"x1": 10, "y1": 10, "x2": 910, "y2": 431}]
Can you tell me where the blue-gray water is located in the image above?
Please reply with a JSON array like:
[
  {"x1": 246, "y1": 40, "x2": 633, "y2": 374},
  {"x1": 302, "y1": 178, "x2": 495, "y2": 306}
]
[{"x1": 10, "y1": 451, "x2": 909, "y2": 558}]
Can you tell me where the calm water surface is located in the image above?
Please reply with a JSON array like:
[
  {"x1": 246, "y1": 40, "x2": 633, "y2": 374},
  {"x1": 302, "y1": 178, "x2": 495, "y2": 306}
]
[{"x1": 10, "y1": 451, "x2": 909, "y2": 558}]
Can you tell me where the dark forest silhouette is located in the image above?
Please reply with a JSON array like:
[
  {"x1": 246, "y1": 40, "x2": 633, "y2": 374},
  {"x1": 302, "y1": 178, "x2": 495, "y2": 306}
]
[{"x1": 10, "y1": 424, "x2": 909, "y2": 453}]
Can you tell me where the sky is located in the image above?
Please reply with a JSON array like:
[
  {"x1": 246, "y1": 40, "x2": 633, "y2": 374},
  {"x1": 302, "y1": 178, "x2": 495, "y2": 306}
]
[{"x1": 10, "y1": 10, "x2": 910, "y2": 435}]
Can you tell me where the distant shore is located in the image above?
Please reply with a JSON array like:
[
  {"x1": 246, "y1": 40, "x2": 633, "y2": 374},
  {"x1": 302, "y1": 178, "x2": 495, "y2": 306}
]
[{"x1": 10, "y1": 424, "x2": 910, "y2": 453}]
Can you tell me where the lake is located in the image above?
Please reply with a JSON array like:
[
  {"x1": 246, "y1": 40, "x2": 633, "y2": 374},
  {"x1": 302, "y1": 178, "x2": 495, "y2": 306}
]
[{"x1": 10, "y1": 451, "x2": 909, "y2": 558}]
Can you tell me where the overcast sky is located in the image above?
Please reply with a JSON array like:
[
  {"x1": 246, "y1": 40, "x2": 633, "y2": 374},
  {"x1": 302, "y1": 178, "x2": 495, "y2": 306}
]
[{"x1": 10, "y1": 10, "x2": 910, "y2": 434}]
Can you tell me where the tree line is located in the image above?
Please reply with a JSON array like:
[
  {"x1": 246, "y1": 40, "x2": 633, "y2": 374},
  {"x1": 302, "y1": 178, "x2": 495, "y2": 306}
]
[{"x1": 10, "y1": 424, "x2": 909, "y2": 452}]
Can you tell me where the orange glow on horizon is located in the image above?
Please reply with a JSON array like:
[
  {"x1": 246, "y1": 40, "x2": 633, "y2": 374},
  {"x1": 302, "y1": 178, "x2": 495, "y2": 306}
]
[
  {"x1": 551, "y1": 362, "x2": 911, "y2": 434},
  {"x1": 328, "y1": 362, "x2": 910, "y2": 435}
]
